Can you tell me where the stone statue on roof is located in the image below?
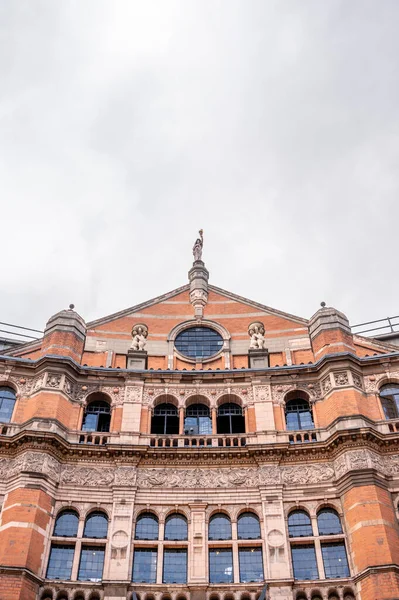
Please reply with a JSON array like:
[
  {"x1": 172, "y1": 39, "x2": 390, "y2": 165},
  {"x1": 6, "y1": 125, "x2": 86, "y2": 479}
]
[{"x1": 192, "y1": 229, "x2": 204, "y2": 261}]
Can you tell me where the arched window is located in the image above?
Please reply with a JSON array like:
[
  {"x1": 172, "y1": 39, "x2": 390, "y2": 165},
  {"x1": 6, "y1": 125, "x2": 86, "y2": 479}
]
[
  {"x1": 184, "y1": 404, "x2": 212, "y2": 435},
  {"x1": 135, "y1": 513, "x2": 159, "y2": 540},
  {"x1": 175, "y1": 326, "x2": 224, "y2": 360},
  {"x1": 237, "y1": 512, "x2": 261, "y2": 539},
  {"x1": 83, "y1": 511, "x2": 108, "y2": 538},
  {"x1": 53, "y1": 510, "x2": 79, "y2": 537},
  {"x1": 208, "y1": 513, "x2": 232, "y2": 540},
  {"x1": 151, "y1": 403, "x2": 179, "y2": 435},
  {"x1": 82, "y1": 395, "x2": 111, "y2": 432},
  {"x1": 317, "y1": 508, "x2": 343, "y2": 536},
  {"x1": 0, "y1": 387, "x2": 16, "y2": 423},
  {"x1": 164, "y1": 514, "x2": 188, "y2": 541},
  {"x1": 288, "y1": 510, "x2": 313, "y2": 537},
  {"x1": 217, "y1": 403, "x2": 245, "y2": 434},
  {"x1": 285, "y1": 398, "x2": 314, "y2": 431},
  {"x1": 380, "y1": 384, "x2": 399, "y2": 419}
]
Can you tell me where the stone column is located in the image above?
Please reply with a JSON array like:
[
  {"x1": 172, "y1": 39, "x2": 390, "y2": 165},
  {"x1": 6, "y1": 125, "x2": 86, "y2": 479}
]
[
  {"x1": 179, "y1": 407, "x2": 185, "y2": 435},
  {"x1": 188, "y1": 260, "x2": 209, "y2": 319},
  {"x1": 211, "y1": 407, "x2": 217, "y2": 435},
  {"x1": 188, "y1": 504, "x2": 207, "y2": 584}
]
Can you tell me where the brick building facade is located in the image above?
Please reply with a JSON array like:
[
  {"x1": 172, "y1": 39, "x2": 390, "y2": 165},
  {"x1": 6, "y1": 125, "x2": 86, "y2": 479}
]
[{"x1": 1, "y1": 242, "x2": 399, "y2": 600}]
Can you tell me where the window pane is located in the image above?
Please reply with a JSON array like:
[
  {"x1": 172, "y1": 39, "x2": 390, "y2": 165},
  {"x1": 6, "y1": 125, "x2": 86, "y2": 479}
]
[
  {"x1": 165, "y1": 515, "x2": 188, "y2": 540},
  {"x1": 285, "y1": 399, "x2": 314, "y2": 431},
  {"x1": 135, "y1": 514, "x2": 159, "y2": 540},
  {"x1": 209, "y1": 549, "x2": 233, "y2": 583},
  {"x1": 132, "y1": 548, "x2": 157, "y2": 583},
  {"x1": 78, "y1": 546, "x2": 105, "y2": 581},
  {"x1": 54, "y1": 511, "x2": 79, "y2": 537},
  {"x1": 83, "y1": 512, "x2": 108, "y2": 539},
  {"x1": 288, "y1": 511, "x2": 313, "y2": 537},
  {"x1": 237, "y1": 513, "x2": 261, "y2": 539},
  {"x1": 82, "y1": 413, "x2": 98, "y2": 432},
  {"x1": 317, "y1": 509, "x2": 342, "y2": 536},
  {"x1": 0, "y1": 387, "x2": 16, "y2": 423},
  {"x1": 209, "y1": 514, "x2": 232, "y2": 540},
  {"x1": 239, "y1": 548, "x2": 264, "y2": 583},
  {"x1": 163, "y1": 549, "x2": 187, "y2": 584},
  {"x1": 46, "y1": 545, "x2": 74, "y2": 580},
  {"x1": 175, "y1": 327, "x2": 224, "y2": 359},
  {"x1": 380, "y1": 386, "x2": 399, "y2": 419},
  {"x1": 291, "y1": 544, "x2": 319, "y2": 580},
  {"x1": 321, "y1": 542, "x2": 350, "y2": 578}
]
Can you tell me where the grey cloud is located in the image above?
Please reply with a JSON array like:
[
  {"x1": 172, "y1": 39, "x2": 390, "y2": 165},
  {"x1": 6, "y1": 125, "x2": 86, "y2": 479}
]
[{"x1": 1, "y1": 0, "x2": 398, "y2": 331}]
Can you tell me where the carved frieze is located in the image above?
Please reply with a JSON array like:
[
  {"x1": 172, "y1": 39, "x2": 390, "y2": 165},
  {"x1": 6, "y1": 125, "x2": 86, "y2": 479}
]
[
  {"x1": 254, "y1": 385, "x2": 271, "y2": 403},
  {"x1": 46, "y1": 373, "x2": 62, "y2": 389},
  {"x1": 321, "y1": 375, "x2": 332, "y2": 394},
  {"x1": 351, "y1": 372, "x2": 363, "y2": 389},
  {"x1": 282, "y1": 463, "x2": 334, "y2": 485},
  {"x1": 271, "y1": 381, "x2": 322, "y2": 405},
  {"x1": 333, "y1": 371, "x2": 349, "y2": 386}
]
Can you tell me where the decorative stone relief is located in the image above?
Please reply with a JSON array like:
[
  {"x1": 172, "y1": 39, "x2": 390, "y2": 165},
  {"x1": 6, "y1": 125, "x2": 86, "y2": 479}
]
[
  {"x1": 5, "y1": 452, "x2": 61, "y2": 482},
  {"x1": 248, "y1": 321, "x2": 268, "y2": 349},
  {"x1": 271, "y1": 382, "x2": 322, "y2": 405},
  {"x1": 259, "y1": 464, "x2": 281, "y2": 485},
  {"x1": 334, "y1": 450, "x2": 387, "y2": 479},
  {"x1": 282, "y1": 463, "x2": 334, "y2": 485},
  {"x1": 114, "y1": 467, "x2": 137, "y2": 486},
  {"x1": 254, "y1": 385, "x2": 271, "y2": 402},
  {"x1": 130, "y1": 323, "x2": 148, "y2": 351},
  {"x1": 352, "y1": 372, "x2": 363, "y2": 389},
  {"x1": 322, "y1": 375, "x2": 332, "y2": 393},
  {"x1": 333, "y1": 371, "x2": 349, "y2": 386},
  {"x1": 63, "y1": 377, "x2": 74, "y2": 397},
  {"x1": 125, "y1": 386, "x2": 143, "y2": 403},
  {"x1": 348, "y1": 449, "x2": 369, "y2": 470},
  {"x1": 72, "y1": 383, "x2": 124, "y2": 406},
  {"x1": 46, "y1": 373, "x2": 62, "y2": 388}
]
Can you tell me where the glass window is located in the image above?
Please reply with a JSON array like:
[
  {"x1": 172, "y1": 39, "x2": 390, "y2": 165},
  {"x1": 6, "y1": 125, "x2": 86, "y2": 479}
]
[
  {"x1": 237, "y1": 512, "x2": 261, "y2": 539},
  {"x1": 53, "y1": 510, "x2": 79, "y2": 538},
  {"x1": 208, "y1": 514, "x2": 232, "y2": 540},
  {"x1": 380, "y1": 385, "x2": 399, "y2": 419},
  {"x1": 132, "y1": 548, "x2": 157, "y2": 583},
  {"x1": 151, "y1": 403, "x2": 179, "y2": 435},
  {"x1": 209, "y1": 549, "x2": 233, "y2": 583},
  {"x1": 175, "y1": 327, "x2": 224, "y2": 360},
  {"x1": 77, "y1": 546, "x2": 105, "y2": 581},
  {"x1": 239, "y1": 547, "x2": 264, "y2": 583},
  {"x1": 135, "y1": 513, "x2": 159, "y2": 540},
  {"x1": 83, "y1": 512, "x2": 108, "y2": 539},
  {"x1": 0, "y1": 387, "x2": 16, "y2": 423},
  {"x1": 184, "y1": 404, "x2": 212, "y2": 435},
  {"x1": 285, "y1": 399, "x2": 314, "y2": 431},
  {"x1": 46, "y1": 544, "x2": 74, "y2": 580},
  {"x1": 321, "y1": 542, "x2": 350, "y2": 578},
  {"x1": 82, "y1": 399, "x2": 110, "y2": 432},
  {"x1": 317, "y1": 508, "x2": 342, "y2": 536},
  {"x1": 163, "y1": 549, "x2": 187, "y2": 584},
  {"x1": 164, "y1": 514, "x2": 188, "y2": 541},
  {"x1": 288, "y1": 510, "x2": 313, "y2": 538},
  {"x1": 217, "y1": 403, "x2": 245, "y2": 434},
  {"x1": 291, "y1": 544, "x2": 319, "y2": 580}
]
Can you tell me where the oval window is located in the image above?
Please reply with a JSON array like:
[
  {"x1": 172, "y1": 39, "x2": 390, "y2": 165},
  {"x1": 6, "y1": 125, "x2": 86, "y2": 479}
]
[{"x1": 175, "y1": 327, "x2": 223, "y2": 360}]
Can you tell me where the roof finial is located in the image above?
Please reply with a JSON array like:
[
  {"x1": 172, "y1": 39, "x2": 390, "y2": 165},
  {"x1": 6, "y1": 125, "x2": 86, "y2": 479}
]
[
  {"x1": 192, "y1": 229, "x2": 204, "y2": 262},
  {"x1": 320, "y1": 301, "x2": 326, "y2": 308},
  {"x1": 69, "y1": 303, "x2": 75, "y2": 310}
]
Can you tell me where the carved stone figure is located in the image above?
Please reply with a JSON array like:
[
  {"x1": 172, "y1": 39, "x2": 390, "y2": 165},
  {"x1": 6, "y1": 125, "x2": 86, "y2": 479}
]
[
  {"x1": 192, "y1": 229, "x2": 204, "y2": 261},
  {"x1": 248, "y1": 321, "x2": 267, "y2": 349},
  {"x1": 130, "y1": 324, "x2": 148, "y2": 351}
]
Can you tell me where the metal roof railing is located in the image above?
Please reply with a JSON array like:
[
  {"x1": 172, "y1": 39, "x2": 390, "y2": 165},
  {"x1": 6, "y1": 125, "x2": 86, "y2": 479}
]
[
  {"x1": 351, "y1": 315, "x2": 399, "y2": 337},
  {"x1": 0, "y1": 321, "x2": 43, "y2": 348}
]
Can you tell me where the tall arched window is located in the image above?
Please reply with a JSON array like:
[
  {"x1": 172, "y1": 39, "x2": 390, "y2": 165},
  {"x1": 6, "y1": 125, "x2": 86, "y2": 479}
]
[
  {"x1": 217, "y1": 403, "x2": 245, "y2": 434},
  {"x1": 82, "y1": 395, "x2": 111, "y2": 432},
  {"x1": 379, "y1": 384, "x2": 399, "y2": 419},
  {"x1": 53, "y1": 510, "x2": 79, "y2": 537},
  {"x1": 208, "y1": 513, "x2": 232, "y2": 540},
  {"x1": 237, "y1": 512, "x2": 261, "y2": 539},
  {"x1": 285, "y1": 397, "x2": 314, "y2": 431},
  {"x1": 135, "y1": 513, "x2": 159, "y2": 540},
  {"x1": 184, "y1": 404, "x2": 212, "y2": 435},
  {"x1": 151, "y1": 403, "x2": 179, "y2": 435},
  {"x1": 0, "y1": 387, "x2": 16, "y2": 423},
  {"x1": 83, "y1": 511, "x2": 108, "y2": 539},
  {"x1": 164, "y1": 514, "x2": 188, "y2": 541},
  {"x1": 288, "y1": 510, "x2": 313, "y2": 537},
  {"x1": 317, "y1": 508, "x2": 342, "y2": 536}
]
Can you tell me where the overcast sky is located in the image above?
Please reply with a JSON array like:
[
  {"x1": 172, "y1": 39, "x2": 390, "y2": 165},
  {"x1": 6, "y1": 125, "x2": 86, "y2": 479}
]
[{"x1": 1, "y1": 0, "x2": 398, "y2": 333}]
